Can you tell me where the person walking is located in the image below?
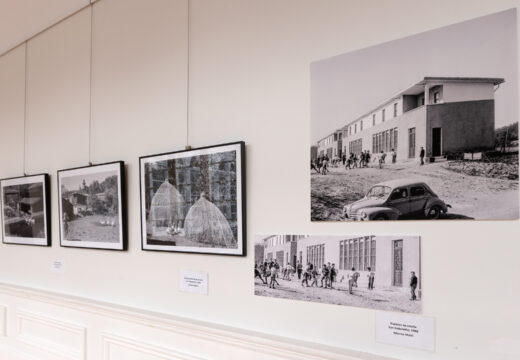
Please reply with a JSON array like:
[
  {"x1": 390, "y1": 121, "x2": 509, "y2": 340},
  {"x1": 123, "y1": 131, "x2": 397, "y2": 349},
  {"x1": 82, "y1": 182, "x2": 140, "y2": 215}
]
[
  {"x1": 420, "y1": 147, "x2": 425, "y2": 165},
  {"x1": 391, "y1": 149, "x2": 397, "y2": 163},
  {"x1": 269, "y1": 265, "x2": 278, "y2": 289},
  {"x1": 329, "y1": 263, "x2": 337, "y2": 289},
  {"x1": 301, "y1": 263, "x2": 311, "y2": 287},
  {"x1": 347, "y1": 267, "x2": 356, "y2": 294},
  {"x1": 297, "y1": 261, "x2": 303, "y2": 280},
  {"x1": 320, "y1": 264, "x2": 329, "y2": 288},
  {"x1": 410, "y1": 271, "x2": 418, "y2": 300},
  {"x1": 367, "y1": 267, "x2": 375, "y2": 290},
  {"x1": 322, "y1": 154, "x2": 329, "y2": 175},
  {"x1": 310, "y1": 266, "x2": 319, "y2": 287},
  {"x1": 255, "y1": 264, "x2": 266, "y2": 284}
]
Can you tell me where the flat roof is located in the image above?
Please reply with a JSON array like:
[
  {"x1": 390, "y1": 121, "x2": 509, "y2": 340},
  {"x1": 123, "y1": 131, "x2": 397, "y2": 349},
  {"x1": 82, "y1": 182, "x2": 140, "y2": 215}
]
[{"x1": 344, "y1": 76, "x2": 505, "y2": 128}]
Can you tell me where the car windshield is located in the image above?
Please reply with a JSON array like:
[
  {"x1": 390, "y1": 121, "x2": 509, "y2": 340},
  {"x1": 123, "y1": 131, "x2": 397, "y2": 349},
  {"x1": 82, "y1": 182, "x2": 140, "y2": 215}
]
[{"x1": 366, "y1": 185, "x2": 392, "y2": 199}]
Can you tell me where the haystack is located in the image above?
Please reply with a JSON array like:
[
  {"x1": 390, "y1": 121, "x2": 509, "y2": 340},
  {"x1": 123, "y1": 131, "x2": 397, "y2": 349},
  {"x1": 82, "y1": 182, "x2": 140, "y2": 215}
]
[
  {"x1": 150, "y1": 180, "x2": 184, "y2": 232},
  {"x1": 184, "y1": 193, "x2": 235, "y2": 247}
]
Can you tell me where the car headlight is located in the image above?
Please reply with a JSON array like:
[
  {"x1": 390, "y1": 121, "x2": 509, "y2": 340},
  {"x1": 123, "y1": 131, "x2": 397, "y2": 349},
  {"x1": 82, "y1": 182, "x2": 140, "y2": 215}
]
[{"x1": 359, "y1": 211, "x2": 368, "y2": 219}]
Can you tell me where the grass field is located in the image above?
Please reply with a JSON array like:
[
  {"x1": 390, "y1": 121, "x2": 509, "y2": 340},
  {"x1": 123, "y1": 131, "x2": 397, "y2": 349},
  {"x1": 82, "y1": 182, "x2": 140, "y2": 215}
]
[{"x1": 65, "y1": 215, "x2": 119, "y2": 243}]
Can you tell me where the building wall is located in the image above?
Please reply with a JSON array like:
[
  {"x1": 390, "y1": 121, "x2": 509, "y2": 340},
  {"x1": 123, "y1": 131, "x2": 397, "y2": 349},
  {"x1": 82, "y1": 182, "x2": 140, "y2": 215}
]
[
  {"x1": 344, "y1": 105, "x2": 427, "y2": 163},
  {"x1": 284, "y1": 236, "x2": 419, "y2": 290},
  {"x1": 443, "y1": 82, "x2": 495, "y2": 103},
  {"x1": 426, "y1": 100, "x2": 495, "y2": 155}
]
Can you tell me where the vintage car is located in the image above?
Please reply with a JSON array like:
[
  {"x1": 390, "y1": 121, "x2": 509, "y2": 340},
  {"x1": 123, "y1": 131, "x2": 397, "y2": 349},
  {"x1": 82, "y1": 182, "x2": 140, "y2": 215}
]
[{"x1": 343, "y1": 179, "x2": 450, "y2": 220}]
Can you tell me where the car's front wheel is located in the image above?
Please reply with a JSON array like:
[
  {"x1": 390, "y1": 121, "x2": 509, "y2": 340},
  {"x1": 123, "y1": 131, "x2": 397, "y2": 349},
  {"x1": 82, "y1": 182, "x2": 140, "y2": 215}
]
[{"x1": 427, "y1": 205, "x2": 443, "y2": 219}]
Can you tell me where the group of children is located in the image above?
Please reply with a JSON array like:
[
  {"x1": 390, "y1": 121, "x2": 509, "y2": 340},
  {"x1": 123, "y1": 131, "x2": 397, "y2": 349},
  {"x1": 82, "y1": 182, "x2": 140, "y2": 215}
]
[
  {"x1": 255, "y1": 260, "x2": 377, "y2": 295},
  {"x1": 312, "y1": 149, "x2": 400, "y2": 174}
]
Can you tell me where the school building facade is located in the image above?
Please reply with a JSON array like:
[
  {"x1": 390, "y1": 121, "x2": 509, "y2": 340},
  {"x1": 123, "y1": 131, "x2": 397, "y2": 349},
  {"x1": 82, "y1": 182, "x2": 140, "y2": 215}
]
[
  {"x1": 261, "y1": 235, "x2": 421, "y2": 293},
  {"x1": 316, "y1": 77, "x2": 504, "y2": 162}
]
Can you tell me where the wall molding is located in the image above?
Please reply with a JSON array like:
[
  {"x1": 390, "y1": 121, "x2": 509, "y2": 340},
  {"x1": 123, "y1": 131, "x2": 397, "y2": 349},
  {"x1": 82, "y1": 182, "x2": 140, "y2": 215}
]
[
  {"x1": 0, "y1": 304, "x2": 6, "y2": 337},
  {"x1": 102, "y1": 332, "x2": 207, "y2": 360},
  {"x1": 0, "y1": 283, "x2": 394, "y2": 360},
  {"x1": 16, "y1": 309, "x2": 86, "y2": 360}
]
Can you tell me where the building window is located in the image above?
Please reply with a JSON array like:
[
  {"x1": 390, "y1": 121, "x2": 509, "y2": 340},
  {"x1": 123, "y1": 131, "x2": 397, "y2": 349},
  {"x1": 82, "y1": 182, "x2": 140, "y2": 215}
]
[
  {"x1": 372, "y1": 128, "x2": 398, "y2": 153},
  {"x1": 364, "y1": 238, "x2": 370, "y2": 271},
  {"x1": 382, "y1": 109, "x2": 386, "y2": 122},
  {"x1": 360, "y1": 120, "x2": 363, "y2": 131},
  {"x1": 349, "y1": 139, "x2": 362, "y2": 155},
  {"x1": 339, "y1": 242, "x2": 344, "y2": 270},
  {"x1": 434, "y1": 92, "x2": 440, "y2": 104},
  {"x1": 370, "y1": 238, "x2": 376, "y2": 270},
  {"x1": 354, "y1": 124, "x2": 357, "y2": 133},
  {"x1": 393, "y1": 103, "x2": 398, "y2": 117},
  {"x1": 372, "y1": 114, "x2": 376, "y2": 126},
  {"x1": 307, "y1": 244, "x2": 325, "y2": 269}
]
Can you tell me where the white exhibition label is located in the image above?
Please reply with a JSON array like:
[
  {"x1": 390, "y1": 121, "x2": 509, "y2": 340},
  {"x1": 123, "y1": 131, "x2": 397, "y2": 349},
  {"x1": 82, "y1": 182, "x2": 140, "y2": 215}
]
[
  {"x1": 51, "y1": 259, "x2": 66, "y2": 274},
  {"x1": 179, "y1": 270, "x2": 208, "y2": 295},
  {"x1": 376, "y1": 312, "x2": 435, "y2": 352}
]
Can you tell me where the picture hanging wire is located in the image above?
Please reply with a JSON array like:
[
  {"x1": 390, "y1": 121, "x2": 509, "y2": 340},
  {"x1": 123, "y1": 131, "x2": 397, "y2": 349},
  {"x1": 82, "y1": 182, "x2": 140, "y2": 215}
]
[
  {"x1": 23, "y1": 41, "x2": 28, "y2": 177},
  {"x1": 185, "y1": 0, "x2": 191, "y2": 151},
  {"x1": 88, "y1": 3, "x2": 94, "y2": 166}
]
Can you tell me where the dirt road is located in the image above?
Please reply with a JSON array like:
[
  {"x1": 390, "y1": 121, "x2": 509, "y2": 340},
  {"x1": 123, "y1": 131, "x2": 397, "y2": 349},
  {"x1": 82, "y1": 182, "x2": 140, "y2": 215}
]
[
  {"x1": 255, "y1": 276, "x2": 421, "y2": 313},
  {"x1": 311, "y1": 161, "x2": 519, "y2": 221}
]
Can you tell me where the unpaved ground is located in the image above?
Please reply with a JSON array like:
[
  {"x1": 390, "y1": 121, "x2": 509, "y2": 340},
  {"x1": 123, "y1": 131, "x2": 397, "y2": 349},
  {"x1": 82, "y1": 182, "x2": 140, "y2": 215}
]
[
  {"x1": 254, "y1": 276, "x2": 421, "y2": 313},
  {"x1": 311, "y1": 160, "x2": 519, "y2": 221},
  {"x1": 65, "y1": 215, "x2": 119, "y2": 242}
]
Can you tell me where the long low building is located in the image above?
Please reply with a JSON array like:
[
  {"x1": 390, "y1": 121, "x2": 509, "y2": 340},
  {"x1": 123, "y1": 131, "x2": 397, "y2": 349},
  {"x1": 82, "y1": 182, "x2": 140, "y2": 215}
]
[
  {"x1": 261, "y1": 235, "x2": 421, "y2": 295},
  {"x1": 316, "y1": 76, "x2": 504, "y2": 162}
]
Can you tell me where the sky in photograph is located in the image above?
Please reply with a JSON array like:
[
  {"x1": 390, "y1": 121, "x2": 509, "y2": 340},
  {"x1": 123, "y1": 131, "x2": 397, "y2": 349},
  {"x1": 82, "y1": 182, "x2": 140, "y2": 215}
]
[
  {"x1": 311, "y1": 9, "x2": 518, "y2": 143},
  {"x1": 61, "y1": 170, "x2": 117, "y2": 193}
]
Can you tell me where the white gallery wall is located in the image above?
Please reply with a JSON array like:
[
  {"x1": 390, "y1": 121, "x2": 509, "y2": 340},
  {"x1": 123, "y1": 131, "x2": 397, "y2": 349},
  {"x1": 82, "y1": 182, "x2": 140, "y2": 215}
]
[{"x1": 0, "y1": 1, "x2": 519, "y2": 360}]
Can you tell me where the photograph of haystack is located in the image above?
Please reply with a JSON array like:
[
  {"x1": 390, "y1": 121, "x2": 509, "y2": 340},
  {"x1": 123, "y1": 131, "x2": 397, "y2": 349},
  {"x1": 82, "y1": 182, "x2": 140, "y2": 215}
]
[
  {"x1": 140, "y1": 142, "x2": 245, "y2": 255},
  {"x1": 310, "y1": 10, "x2": 518, "y2": 221},
  {"x1": 58, "y1": 162, "x2": 126, "y2": 250},
  {"x1": 1, "y1": 174, "x2": 50, "y2": 246},
  {"x1": 255, "y1": 235, "x2": 421, "y2": 314}
]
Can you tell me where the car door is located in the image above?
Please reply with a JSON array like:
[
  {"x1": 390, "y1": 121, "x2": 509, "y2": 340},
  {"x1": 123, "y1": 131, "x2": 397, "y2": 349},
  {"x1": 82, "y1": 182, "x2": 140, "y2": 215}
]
[
  {"x1": 409, "y1": 185, "x2": 428, "y2": 214},
  {"x1": 386, "y1": 187, "x2": 410, "y2": 216}
]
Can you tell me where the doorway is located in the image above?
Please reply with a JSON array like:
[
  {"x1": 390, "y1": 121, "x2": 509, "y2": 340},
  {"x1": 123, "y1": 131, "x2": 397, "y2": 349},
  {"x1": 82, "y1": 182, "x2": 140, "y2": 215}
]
[
  {"x1": 408, "y1": 128, "x2": 416, "y2": 158},
  {"x1": 432, "y1": 127, "x2": 442, "y2": 156},
  {"x1": 393, "y1": 240, "x2": 403, "y2": 287}
]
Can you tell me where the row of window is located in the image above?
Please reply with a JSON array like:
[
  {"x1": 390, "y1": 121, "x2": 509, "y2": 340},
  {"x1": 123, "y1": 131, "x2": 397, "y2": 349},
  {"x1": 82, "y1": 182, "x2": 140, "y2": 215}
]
[
  {"x1": 372, "y1": 127, "x2": 398, "y2": 154},
  {"x1": 349, "y1": 139, "x2": 362, "y2": 155},
  {"x1": 307, "y1": 244, "x2": 325, "y2": 269},
  {"x1": 339, "y1": 237, "x2": 376, "y2": 271}
]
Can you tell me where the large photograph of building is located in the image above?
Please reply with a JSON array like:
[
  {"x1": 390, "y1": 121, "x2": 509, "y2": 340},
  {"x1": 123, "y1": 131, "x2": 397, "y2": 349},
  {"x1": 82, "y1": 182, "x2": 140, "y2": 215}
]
[
  {"x1": 255, "y1": 235, "x2": 421, "y2": 314},
  {"x1": 310, "y1": 10, "x2": 519, "y2": 221}
]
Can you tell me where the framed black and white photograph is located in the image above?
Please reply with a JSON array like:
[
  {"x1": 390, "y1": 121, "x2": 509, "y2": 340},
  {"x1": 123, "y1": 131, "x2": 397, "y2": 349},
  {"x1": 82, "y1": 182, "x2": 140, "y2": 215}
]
[
  {"x1": 310, "y1": 9, "x2": 518, "y2": 221},
  {"x1": 1, "y1": 174, "x2": 51, "y2": 246},
  {"x1": 58, "y1": 162, "x2": 126, "y2": 250},
  {"x1": 255, "y1": 235, "x2": 421, "y2": 314},
  {"x1": 140, "y1": 142, "x2": 245, "y2": 256}
]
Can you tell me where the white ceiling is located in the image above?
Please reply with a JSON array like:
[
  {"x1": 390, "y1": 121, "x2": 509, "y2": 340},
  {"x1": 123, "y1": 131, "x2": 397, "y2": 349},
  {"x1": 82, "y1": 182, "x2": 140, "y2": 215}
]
[{"x1": 0, "y1": 0, "x2": 90, "y2": 57}]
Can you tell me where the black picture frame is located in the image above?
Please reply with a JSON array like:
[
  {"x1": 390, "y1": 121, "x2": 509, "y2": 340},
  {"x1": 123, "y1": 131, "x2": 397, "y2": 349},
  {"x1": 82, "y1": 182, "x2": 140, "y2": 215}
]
[
  {"x1": 0, "y1": 174, "x2": 51, "y2": 246},
  {"x1": 57, "y1": 161, "x2": 127, "y2": 251},
  {"x1": 139, "y1": 141, "x2": 246, "y2": 256}
]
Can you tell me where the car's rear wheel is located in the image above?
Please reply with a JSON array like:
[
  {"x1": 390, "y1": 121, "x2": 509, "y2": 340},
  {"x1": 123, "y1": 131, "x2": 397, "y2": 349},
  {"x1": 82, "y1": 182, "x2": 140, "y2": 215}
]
[
  {"x1": 373, "y1": 214, "x2": 388, "y2": 220},
  {"x1": 427, "y1": 205, "x2": 442, "y2": 219}
]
